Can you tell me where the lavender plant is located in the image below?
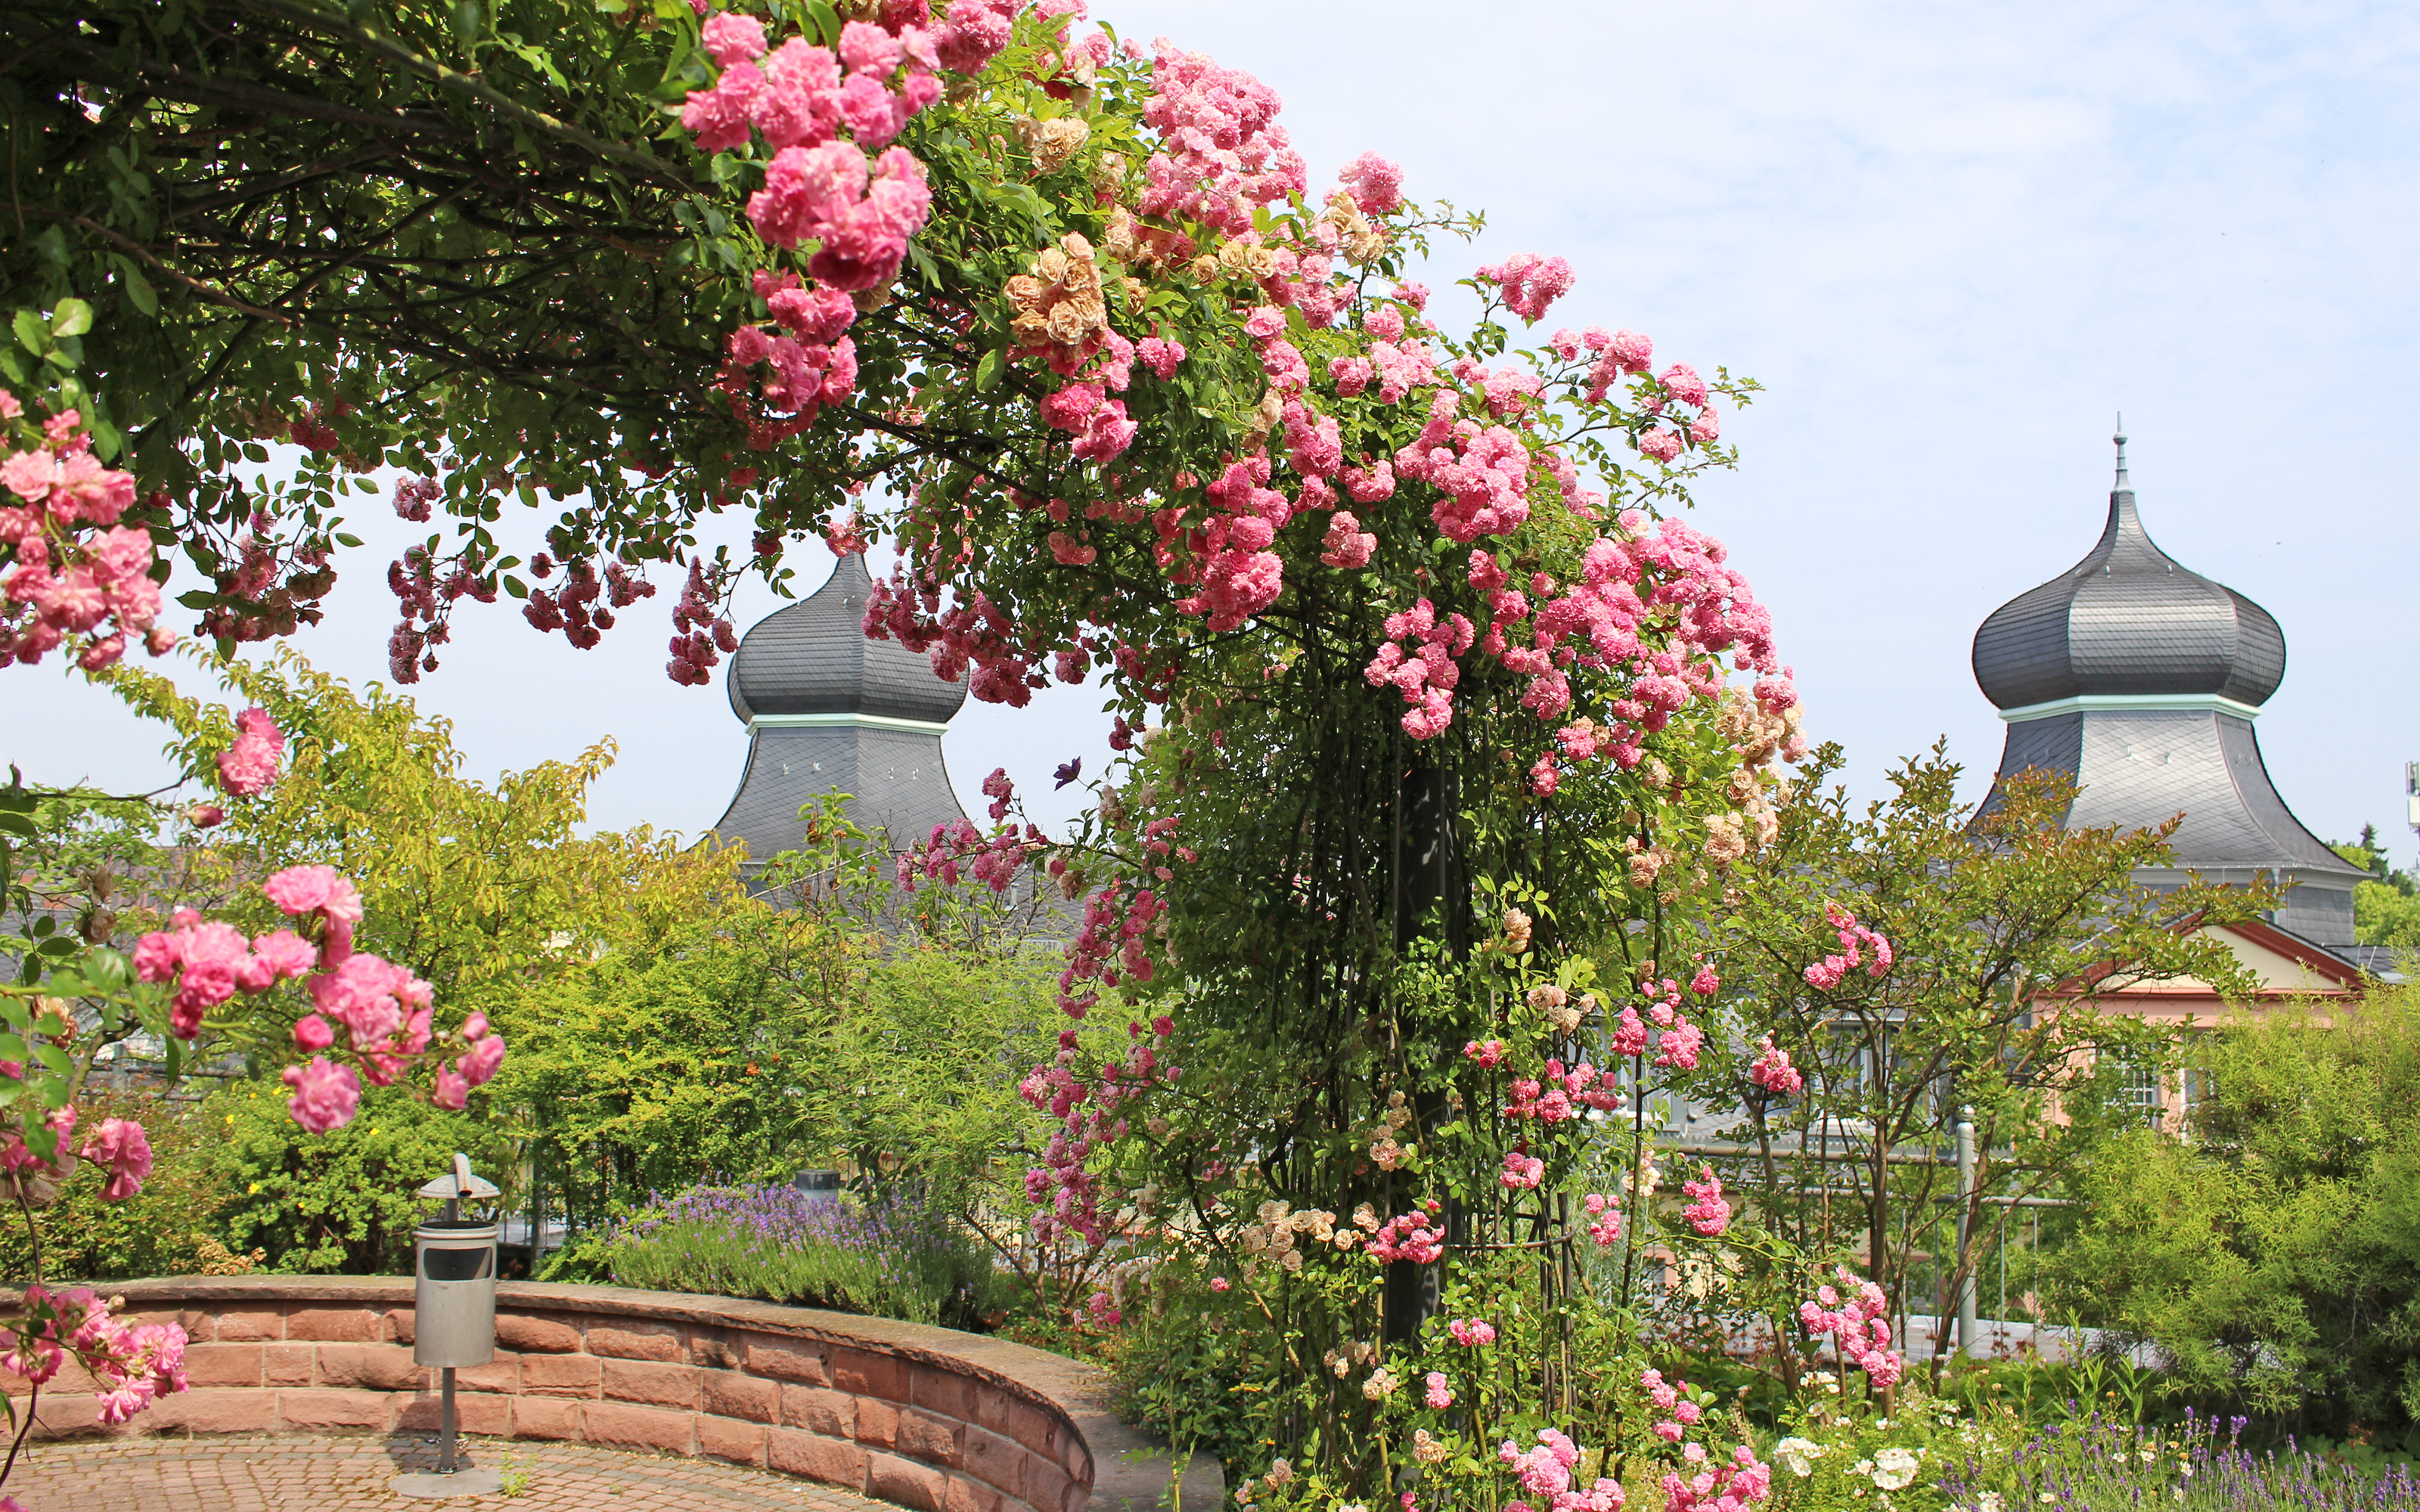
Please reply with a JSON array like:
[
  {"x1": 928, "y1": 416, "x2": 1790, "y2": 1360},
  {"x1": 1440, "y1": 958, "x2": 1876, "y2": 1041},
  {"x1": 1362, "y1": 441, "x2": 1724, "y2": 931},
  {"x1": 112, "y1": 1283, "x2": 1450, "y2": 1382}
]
[
  {"x1": 595, "y1": 1182, "x2": 999, "y2": 1330},
  {"x1": 1944, "y1": 1408, "x2": 2420, "y2": 1512}
]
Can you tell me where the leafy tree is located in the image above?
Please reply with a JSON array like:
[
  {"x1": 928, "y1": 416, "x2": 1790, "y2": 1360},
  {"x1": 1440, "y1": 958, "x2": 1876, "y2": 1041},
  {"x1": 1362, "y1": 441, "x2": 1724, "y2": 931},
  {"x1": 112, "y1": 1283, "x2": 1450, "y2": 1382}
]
[
  {"x1": 105, "y1": 646, "x2": 742, "y2": 1037},
  {"x1": 2332, "y1": 828, "x2": 2420, "y2": 953},
  {"x1": 2046, "y1": 984, "x2": 2420, "y2": 1430},
  {"x1": 1693, "y1": 743, "x2": 2263, "y2": 1383}
]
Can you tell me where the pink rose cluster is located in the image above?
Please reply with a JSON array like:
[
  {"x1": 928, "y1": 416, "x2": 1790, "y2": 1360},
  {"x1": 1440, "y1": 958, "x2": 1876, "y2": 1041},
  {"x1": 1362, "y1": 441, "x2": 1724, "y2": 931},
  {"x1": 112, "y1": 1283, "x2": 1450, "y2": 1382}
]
[
  {"x1": 675, "y1": 10, "x2": 944, "y2": 476},
  {"x1": 1499, "y1": 1427, "x2": 1626, "y2": 1512},
  {"x1": 132, "y1": 906, "x2": 319, "y2": 1040},
  {"x1": 1447, "y1": 1317, "x2": 1497, "y2": 1347},
  {"x1": 1364, "y1": 596, "x2": 1475, "y2": 739},
  {"x1": 1479, "y1": 253, "x2": 1576, "y2": 325},
  {"x1": 215, "y1": 705, "x2": 286, "y2": 796},
  {"x1": 1583, "y1": 1191, "x2": 1622, "y2": 1247},
  {"x1": 1608, "y1": 980, "x2": 1705, "y2": 1072},
  {"x1": 0, "y1": 401, "x2": 171, "y2": 672},
  {"x1": 1135, "y1": 43, "x2": 1307, "y2": 236},
  {"x1": 1799, "y1": 1266, "x2": 1905, "y2": 1390},
  {"x1": 1748, "y1": 1034, "x2": 1803, "y2": 1095},
  {"x1": 135, "y1": 864, "x2": 501, "y2": 1134},
  {"x1": 3, "y1": 1284, "x2": 188, "y2": 1427},
  {"x1": 863, "y1": 562, "x2": 1049, "y2": 708},
  {"x1": 1364, "y1": 1203, "x2": 1447, "y2": 1264},
  {"x1": 1644, "y1": 1368, "x2": 1772, "y2": 1512},
  {"x1": 1500, "y1": 1057, "x2": 1622, "y2": 1123},
  {"x1": 1802, "y1": 901, "x2": 1894, "y2": 990},
  {"x1": 1167, "y1": 456, "x2": 1294, "y2": 634},
  {"x1": 898, "y1": 813, "x2": 1044, "y2": 896},
  {"x1": 1016, "y1": 1018, "x2": 1178, "y2": 1247},
  {"x1": 1679, "y1": 1165, "x2": 1730, "y2": 1237},
  {"x1": 1450, "y1": 510, "x2": 1796, "y2": 792}
]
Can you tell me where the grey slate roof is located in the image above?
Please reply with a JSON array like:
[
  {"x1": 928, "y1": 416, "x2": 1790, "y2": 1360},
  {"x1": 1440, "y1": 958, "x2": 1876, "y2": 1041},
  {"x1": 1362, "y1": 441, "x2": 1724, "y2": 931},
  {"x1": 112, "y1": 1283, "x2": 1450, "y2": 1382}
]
[
  {"x1": 727, "y1": 552, "x2": 970, "y2": 726},
  {"x1": 711, "y1": 553, "x2": 973, "y2": 868},
  {"x1": 1972, "y1": 488, "x2": 2285, "y2": 711},
  {"x1": 1974, "y1": 445, "x2": 2367, "y2": 952}
]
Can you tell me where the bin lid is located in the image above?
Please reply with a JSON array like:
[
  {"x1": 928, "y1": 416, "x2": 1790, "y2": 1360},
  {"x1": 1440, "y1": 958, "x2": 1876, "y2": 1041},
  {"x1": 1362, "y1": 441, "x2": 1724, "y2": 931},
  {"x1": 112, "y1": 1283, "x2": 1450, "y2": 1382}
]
[{"x1": 417, "y1": 1152, "x2": 500, "y2": 1202}]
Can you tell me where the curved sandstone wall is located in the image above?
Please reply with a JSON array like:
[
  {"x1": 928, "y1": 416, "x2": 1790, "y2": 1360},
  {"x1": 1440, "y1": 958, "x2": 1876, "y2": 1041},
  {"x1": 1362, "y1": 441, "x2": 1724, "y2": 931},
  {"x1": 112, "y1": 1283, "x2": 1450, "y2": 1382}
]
[{"x1": 10, "y1": 1278, "x2": 1204, "y2": 1512}]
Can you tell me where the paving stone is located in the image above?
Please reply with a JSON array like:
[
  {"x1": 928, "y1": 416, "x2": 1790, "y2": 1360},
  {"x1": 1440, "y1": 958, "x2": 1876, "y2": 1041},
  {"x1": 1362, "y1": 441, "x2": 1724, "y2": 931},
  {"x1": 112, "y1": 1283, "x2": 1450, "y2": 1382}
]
[{"x1": 5, "y1": 1431, "x2": 923, "y2": 1510}]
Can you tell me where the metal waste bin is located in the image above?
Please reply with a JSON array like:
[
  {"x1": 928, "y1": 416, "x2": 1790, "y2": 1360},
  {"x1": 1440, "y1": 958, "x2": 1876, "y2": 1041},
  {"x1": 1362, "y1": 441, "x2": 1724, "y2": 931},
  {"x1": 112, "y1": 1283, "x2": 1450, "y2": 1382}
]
[
  {"x1": 413, "y1": 1217, "x2": 497, "y2": 1368},
  {"x1": 395, "y1": 1154, "x2": 504, "y2": 1498}
]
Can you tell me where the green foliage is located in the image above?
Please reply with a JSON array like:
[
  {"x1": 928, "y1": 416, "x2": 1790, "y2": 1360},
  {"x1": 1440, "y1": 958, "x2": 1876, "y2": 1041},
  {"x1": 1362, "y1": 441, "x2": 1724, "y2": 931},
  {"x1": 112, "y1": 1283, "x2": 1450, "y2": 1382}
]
[
  {"x1": 568, "y1": 1183, "x2": 1002, "y2": 1330},
  {"x1": 2045, "y1": 983, "x2": 2420, "y2": 1430},
  {"x1": 207, "y1": 1079, "x2": 510, "y2": 1275},
  {"x1": 502, "y1": 801, "x2": 1070, "y2": 1257},
  {"x1": 0, "y1": 1090, "x2": 230, "y2": 1284},
  {"x1": 1701, "y1": 742, "x2": 2264, "y2": 1383},
  {"x1": 106, "y1": 646, "x2": 743, "y2": 1027},
  {"x1": 2332, "y1": 829, "x2": 2420, "y2": 953}
]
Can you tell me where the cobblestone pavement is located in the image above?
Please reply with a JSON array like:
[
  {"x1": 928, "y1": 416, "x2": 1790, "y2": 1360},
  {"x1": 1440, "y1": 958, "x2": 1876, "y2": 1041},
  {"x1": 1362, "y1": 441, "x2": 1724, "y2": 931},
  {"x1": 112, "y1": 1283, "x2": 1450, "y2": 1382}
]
[{"x1": 5, "y1": 1433, "x2": 914, "y2": 1510}]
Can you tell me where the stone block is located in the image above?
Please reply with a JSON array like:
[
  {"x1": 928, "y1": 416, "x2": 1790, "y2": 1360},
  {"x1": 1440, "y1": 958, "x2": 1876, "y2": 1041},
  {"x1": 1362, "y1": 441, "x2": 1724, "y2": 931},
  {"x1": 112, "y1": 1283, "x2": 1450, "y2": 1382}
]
[
  {"x1": 275, "y1": 1387, "x2": 391, "y2": 1430},
  {"x1": 284, "y1": 1307, "x2": 383, "y2": 1343},
  {"x1": 511, "y1": 1396, "x2": 583, "y2": 1442},
  {"x1": 315, "y1": 1343, "x2": 425, "y2": 1391},
  {"x1": 911, "y1": 1365, "x2": 976, "y2": 1421},
  {"x1": 770, "y1": 1427, "x2": 867, "y2": 1490},
  {"x1": 262, "y1": 1343, "x2": 315, "y2": 1387},
  {"x1": 977, "y1": 1393, "x2": 1064, "y2": 1461},
  {"x1": 898, "y1": 1407, "x2": 960, "y2": 1466},
  {"x1": 455, "y1": 1355, "x2": 521, "y2": 1393},
  {"x1": 495, "y1": 1312, "x2": 582, "y2": 1353},
  {"x1": 1025, "y1": 1455, "x2": 1073, "y2": 1512},
  {"x1": 870, "y1": 1449, "x2": 950, "y2": 1512},
  {"x1": 688, "y1": 1329, "x2": 740, "y2": 1371},
  {"x1": 582, "y1": 1400, "x2": 695, "y2": 1455},
  {"x1": 393, "y1": 1390, "x2": 513, "y2": 1437},
  {"x1": 740, "y1": 1334, "x2": 828, "y2": 1384},
  {"x1": 215, "y1": 1309, "x2": 284, "y2": 1343},
  {"x1": 585, "y1": 1321, "x2": 683, "y2": 1362},
  {"x1": 855, "y1": 1396, "x2": 898, "y2": 1449},
  {"x1": 602, "y1": 1358, "x2": 703, "y2": 1410},
  {"x1": 520, "y1": 1353, "x2": 603, "y2": 1398},
  {"x1": 704, "y1": 1371, "x2": 779, "y2": 1424},
  {"x1": 25, "y1": 1393, "x2": 123, "y2": 1440},
  {"x1": 831, "y1": 1346, "x2": 908, "y2": 1402},
  {"x1": 781, "y1": 1383, "x2": 855, "y2": 1439},
  {"x1": 387, "y1": 1309, "x2": 417, "y2": 1346},
  {"x1": 143, "y1": 1389, "x2": 276, "y2": 1436},
  {"x1": 960, "y1": 1425, "x2": 1026, "y2": 1498},
  {"x1": 182, "y1": 1343, "x2": 265, "y2": 1390},
  {"x1": 947, "y1": 1472, "x2": 1010, "y2": 1512},
  {"x1": 697, "y1": 1412, "x2": 768, "y2": 1467}
]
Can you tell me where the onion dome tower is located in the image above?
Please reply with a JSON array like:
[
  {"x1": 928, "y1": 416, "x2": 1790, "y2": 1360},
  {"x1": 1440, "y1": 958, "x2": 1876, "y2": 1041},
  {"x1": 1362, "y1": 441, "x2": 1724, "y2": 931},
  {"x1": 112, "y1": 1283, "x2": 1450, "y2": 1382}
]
[
  {"x1": 712, "y1": 553, "x2": 970, "y2": 869},
  {"x1": 1972, "y1": 424, "x2": 2367, "y2": 948}
]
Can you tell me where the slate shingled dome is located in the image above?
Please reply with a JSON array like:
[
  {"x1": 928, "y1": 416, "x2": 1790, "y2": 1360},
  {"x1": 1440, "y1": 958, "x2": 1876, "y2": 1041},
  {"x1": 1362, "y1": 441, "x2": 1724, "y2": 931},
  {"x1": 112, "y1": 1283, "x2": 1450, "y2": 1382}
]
[
  {"x1": 712, "y1": 553, "x2": 972, "y2": 866},
  {"x1": 1973, "y1": 429, "x2": 2366, "y2": 950},
  {"x1": 1972, "y1": 471, "x2": 2286, "y2": 712},
  {"x1": 727, "y1": 552, "x2": 969, "y2": 726}
]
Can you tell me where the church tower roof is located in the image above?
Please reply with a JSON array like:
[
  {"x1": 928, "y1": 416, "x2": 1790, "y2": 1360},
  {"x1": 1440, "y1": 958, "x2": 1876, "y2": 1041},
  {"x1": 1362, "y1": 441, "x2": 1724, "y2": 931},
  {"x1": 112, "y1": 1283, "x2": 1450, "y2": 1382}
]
[
  {"x1": 1972, "y1": 423, "x2": 2286, "y2": 715},
  {"x1": 712, "y1": 553, "x2": 971, "y2": 868},
  {"x1": 1972, "y1": 426, "x2": 2366, "y2": 950}
]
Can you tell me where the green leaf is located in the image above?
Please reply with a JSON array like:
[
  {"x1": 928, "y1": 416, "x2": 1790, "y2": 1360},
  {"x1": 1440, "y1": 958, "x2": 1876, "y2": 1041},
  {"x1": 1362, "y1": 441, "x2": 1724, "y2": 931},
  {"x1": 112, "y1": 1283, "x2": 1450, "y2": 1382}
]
[
  {"x1": 12, "y1": 310, "x2": 50, "y2": 356},
  {"x1": 974, "y1": 349, "x2": 1004, "y2": 393},
  {"x1": 335, "y1": 532, "x2": 364, "y2": 548},
  {"x1": 50, "y1": 299, "x2": 93, "y2": 338},
  {"x1": 805, "y1": 0, "x2": 842, "y2": 46},
  {"x1": 114, "y1": 258, "x2": 160, "y2": 318},
  {"x1": 502, "y1": 575, "x2": 530, "y2": 600},
  {"x1": 163, "y1": 1033, "x2": 182, "y2": 1083},
  {"x1": 176, "y1": 590, "x2": 221, "y2": 610},
  {"x1": 0, "y1": 1036, "x2": 26, "y2": 1065},
  {"x1": 31, "y1": 1046, "x2": 70, "y2": 1078}
]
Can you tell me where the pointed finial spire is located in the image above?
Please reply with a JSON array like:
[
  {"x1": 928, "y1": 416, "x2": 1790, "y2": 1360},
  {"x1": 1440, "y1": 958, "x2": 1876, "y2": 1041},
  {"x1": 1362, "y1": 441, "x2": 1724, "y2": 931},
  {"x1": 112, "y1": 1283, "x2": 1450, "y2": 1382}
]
[{"x1": 2113, "y1": 413, "x2": 2130, "y2": 491}]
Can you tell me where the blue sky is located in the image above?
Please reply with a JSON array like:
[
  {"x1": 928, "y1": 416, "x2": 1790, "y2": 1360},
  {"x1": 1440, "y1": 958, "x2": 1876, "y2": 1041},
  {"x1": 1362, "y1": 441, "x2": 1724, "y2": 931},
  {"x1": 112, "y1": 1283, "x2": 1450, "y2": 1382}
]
[{"x1": 14, "y1": 0, "x2": 2418, "y2": 862}]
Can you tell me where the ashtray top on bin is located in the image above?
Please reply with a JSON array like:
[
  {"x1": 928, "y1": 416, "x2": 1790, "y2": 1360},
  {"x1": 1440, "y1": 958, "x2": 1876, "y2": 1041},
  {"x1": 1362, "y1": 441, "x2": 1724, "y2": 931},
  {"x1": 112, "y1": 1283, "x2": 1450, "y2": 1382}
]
[{"x1": 417, "y1": 1151, "x2": 499, "y2": 1205}]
